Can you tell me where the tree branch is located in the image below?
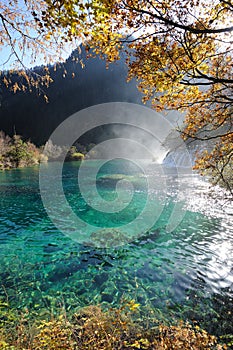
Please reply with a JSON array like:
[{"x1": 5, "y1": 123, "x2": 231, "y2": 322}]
[{"x1": 121, "y1": 1, "x2": 233, "y2": 35}]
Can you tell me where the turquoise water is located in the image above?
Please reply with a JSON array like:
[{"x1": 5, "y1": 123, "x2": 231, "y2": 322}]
[{"x1": 0, "y1": 160, "x2": 232, "y2": 338}]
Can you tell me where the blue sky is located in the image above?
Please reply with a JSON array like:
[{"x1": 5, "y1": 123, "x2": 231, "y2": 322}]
[{"x1": 0, "y1": 0, "x2": 76, "y2": 71}]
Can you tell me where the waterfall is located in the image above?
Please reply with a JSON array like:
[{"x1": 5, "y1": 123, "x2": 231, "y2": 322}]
[{"x1": 162, "y1": 145, "x2": 199, "y2": 168}]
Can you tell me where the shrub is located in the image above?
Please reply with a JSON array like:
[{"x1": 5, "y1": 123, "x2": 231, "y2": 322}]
[
  {"x1": 0, "y1": 302, "x2": 228, "y2": 349},
  {"x1": 0, "y1": 132, "x2": 42, "y2": 169}
]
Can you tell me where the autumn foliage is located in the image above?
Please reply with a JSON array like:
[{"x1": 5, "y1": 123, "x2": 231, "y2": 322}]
[
  {"x1": 0, "y1": 0, "x2": 233, "y2": 192},
  {"x1": 0, "y1": 302, "x2": 227, "y2": 349}
]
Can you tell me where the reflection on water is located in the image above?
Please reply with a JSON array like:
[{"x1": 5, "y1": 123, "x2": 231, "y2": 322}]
[{"x1": 0, "y1": 161, "x2": 232, "y2": 338}]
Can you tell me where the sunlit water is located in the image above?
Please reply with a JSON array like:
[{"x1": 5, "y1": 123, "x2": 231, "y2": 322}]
[{"x1": 0, "y1": 160, "x2": 232, "y2": 338}]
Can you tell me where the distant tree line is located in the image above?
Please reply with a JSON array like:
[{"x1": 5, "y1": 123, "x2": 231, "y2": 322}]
[{"x1": 0, "y1": 131, "x2": 96, "y2": 170}]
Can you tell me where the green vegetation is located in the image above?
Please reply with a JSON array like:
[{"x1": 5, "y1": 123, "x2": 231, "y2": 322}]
[
  {"x1": 0, "y1": 300, "x2": 228, "y2": 349},
  {"x1": 67, "y1": 146, "x2": 85, "y2": 161},
  {"x1": 0, "y1": 131, "x2": 43, "y2": 170},
  {"x1": 0, "y1": 132, "x2": 90, "y2": 170}
]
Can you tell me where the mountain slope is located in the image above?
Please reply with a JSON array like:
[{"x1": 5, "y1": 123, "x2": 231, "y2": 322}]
[{"x1": 0, "y1": 48, "x2": 143, "y2": 145}]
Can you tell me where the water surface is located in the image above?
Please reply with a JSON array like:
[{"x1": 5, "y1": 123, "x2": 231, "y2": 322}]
[{"x1": 0, "y1": 160, "x2": 232, "y2": 338}]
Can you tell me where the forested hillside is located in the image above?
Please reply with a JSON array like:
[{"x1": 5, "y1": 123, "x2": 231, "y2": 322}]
[{"x1": 0, "y1": 47, "x2": 143, "y2": 145}]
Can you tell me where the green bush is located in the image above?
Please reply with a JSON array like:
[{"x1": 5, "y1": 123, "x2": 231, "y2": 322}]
[{"x1": 0, "y1": 132, "x2": 42, "y2": 169}]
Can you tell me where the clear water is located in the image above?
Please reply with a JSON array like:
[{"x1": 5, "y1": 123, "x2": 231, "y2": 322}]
[{"x1": 0, "y1": 160, "x2": 232, "y2": 338}]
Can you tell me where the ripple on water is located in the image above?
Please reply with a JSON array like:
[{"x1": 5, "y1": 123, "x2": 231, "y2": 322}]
[{"x1": 0, "y1": 162, "x2": 232, "y2": 338}]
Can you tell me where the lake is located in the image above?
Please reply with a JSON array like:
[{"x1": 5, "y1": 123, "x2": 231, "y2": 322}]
[{"x1": 0, "y1": 160, "x2": 232, "y2": 339}]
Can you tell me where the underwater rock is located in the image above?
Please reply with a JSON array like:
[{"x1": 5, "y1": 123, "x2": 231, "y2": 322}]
[
  {"x1": 0, "y1": 271, "x2": 13, "y2": 288},
  {"x1": 100, "y1": 280, "x2": 117, "y2": 304},
  {"x1": 132, "y1": 229, "x2": 160, "y2": 246},
  {"x1": 89, "y1": 228, "x2": 131, "y2": 248},
  {"x1": 43, "y1": 243, "x2": 61, "y2": 253},
  {"x1": 96, "y1": 173, "x2": 145, "y2": 190},
  {"x1": 101, "y1": 293, "x2": 113, "y2": 303},
  {"x1": 47, "y1": 259, "x2": 86, "y2": 282},
  {"x1": 94, "y1": 272, "x2": 109, "y2": 286},
  {"x1": 47, "y1": 253, "x2": 105, "y2": 282}
]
